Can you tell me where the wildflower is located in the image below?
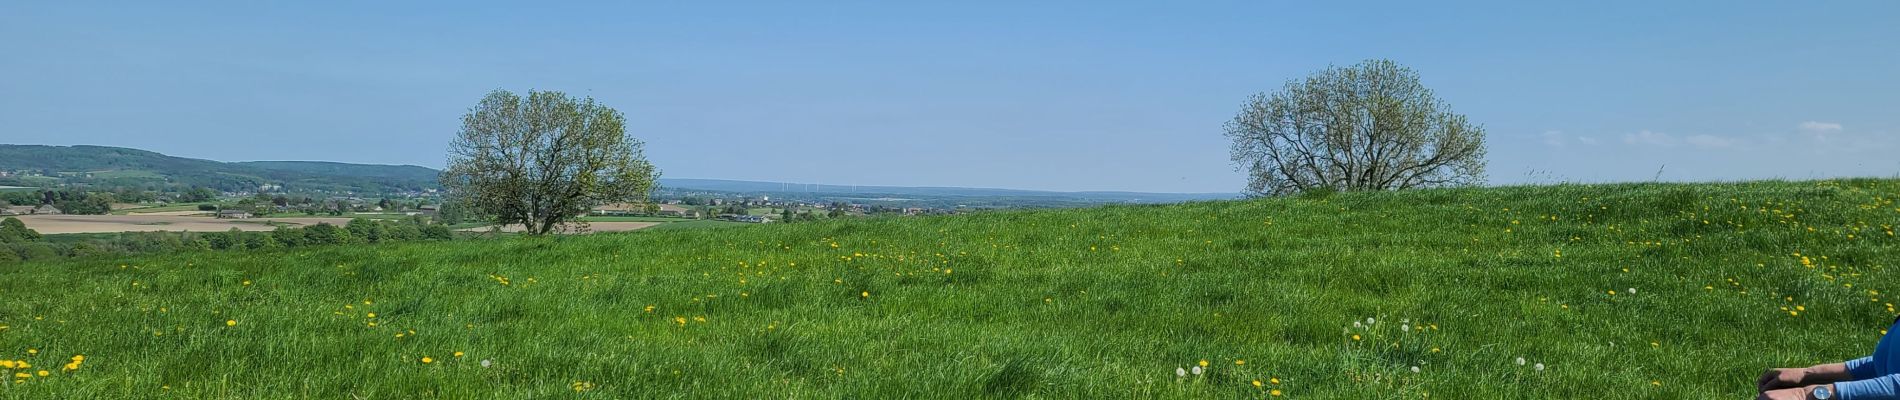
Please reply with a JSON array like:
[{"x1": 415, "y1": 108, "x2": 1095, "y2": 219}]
[
  {"x1": 861, "y1": 291, "x2": 869, "y2": 298},
  {"x1": 1271, "y1": 389, "x2": 1283, "y2": 396},
  {"x1": 1191, "y1": 366, "x2": 1203, "y2": 375},
  {"x1": 26, "y1": 349, "x2": 36, "y2": 355},
  {"x1": 1175, "y1": 367, "x2": 1186, "y2": 377},
  {"x1": 1402, "y1": 324, "x2": 1411, "y2": 332},
  {"x1": 1271, "y1": 377, "x2": 1280, "y2": 384},
  {"x1": 1198, "y1": 359, "x2": 1209, "y2": 367},
  {"x1": 367, "y1": 313, "x2": 376, "y2": 318},
  {"x1": 1515, "y1": 357, "x2": 1526, "y2": 366},
  {"x1": 35, "y1": 370, "x2": 47, "y2": 377},
  {"x1": 454, "y1": 352, "x2": 465, "y2": 358},
  {"x1": 1410, "y1": 366, "x2": 1421, "y2": 373},
  {"x1": 481, "y1": 359, "x2": 493, "y2": 368},
  {"x1": 1366, "y1": 317, "x2": 1376, "y2": 325},
  {"x1": 1235, "y1": 359, "x2": 1245, "y2": 365},
  {"x1": 1628, "y1": 288, "x2": 1637, "y2": 295},
  {"x1": 1534, "y1": 363, "x2": 1546, "y2": 371},
  {"x1": 1252, "y1": 380, "x2": 1263, "y2": 387},
  {"x1": 226, "y1": 320, "x2": 237, "y2": 327},
  {"x1": 421, "y1": 356, "x2": 434, "y2": 364},
  {"x1": 1352, "y1": 334, "x2": 1362, "y2": 341}
]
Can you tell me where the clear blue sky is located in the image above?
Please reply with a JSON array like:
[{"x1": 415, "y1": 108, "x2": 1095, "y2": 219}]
[{"x1": 2, "y1": 1, "x2": 1895, "y2": 193}]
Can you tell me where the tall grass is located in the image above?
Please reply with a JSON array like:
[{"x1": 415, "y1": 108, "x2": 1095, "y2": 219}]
[{"x1": 1, "y1": 179, "x2": 1896, "y2": 398}]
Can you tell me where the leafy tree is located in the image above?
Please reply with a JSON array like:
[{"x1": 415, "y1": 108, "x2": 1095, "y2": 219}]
[
  {"x1": 303, "y1": 223, "x2": 351, "y2": 245},
  {"x1": 1225, "y1": 59, "x2": 1486, "y2": 196},
  {"x1": 441, "y1": 89, "x2": 660, "y2": 235},
  {"x1": 68, "y1": 242, "x2": 114, "y2": 258},
  {"x1": 421, "y1": 224, "x2": 454, "y2": 240},
  {"x1": 270, "y1": 226, "x2": 308, "y2": 247},
  {"x1": 206, "y1": 228, "x2": 240, "y2": 250},
  {"x1": 0, "y1": 217, "x2": 41, "y2": 243}
]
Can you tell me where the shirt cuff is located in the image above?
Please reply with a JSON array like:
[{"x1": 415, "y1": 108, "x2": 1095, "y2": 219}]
[
  {"x1": 1837, "y1": 375, "x2": 1900, "y2": 400},
  {"x1": 1849, "y1": 356, "x2": 1879, "y2": 380}
]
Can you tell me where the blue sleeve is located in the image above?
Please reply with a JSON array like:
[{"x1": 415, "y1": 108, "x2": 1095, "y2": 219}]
[
  {"x1": 1851, "y1": 356, "x2": 1881, "y2": 379},
  {"x1": 1839, "y1": 375, "x2": 1900, "y2": 400}
]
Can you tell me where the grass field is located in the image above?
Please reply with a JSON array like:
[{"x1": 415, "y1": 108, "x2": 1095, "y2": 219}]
[
  {"x1": 113, "y1": 203, "x2": 212, "y2": 215},
  {"x1": 1, "y1": 179, "x2": 1897, "y2": 398}
]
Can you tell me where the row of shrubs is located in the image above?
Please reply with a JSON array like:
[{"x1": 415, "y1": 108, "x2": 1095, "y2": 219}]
[{"x1": 0, "y1": 216, "x2": 457, "y2": 264}]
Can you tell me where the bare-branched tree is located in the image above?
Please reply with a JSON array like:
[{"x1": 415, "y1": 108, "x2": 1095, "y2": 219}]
[
  {"x1": 1225, "y1": 59, "x2": 1486, "y2": 196},
  {"x1": 442, "y1": 89, "x2": 659, "y2": 235}
]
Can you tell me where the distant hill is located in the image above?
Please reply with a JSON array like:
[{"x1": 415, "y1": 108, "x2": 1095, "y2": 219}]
[
  {"x1": 658, "y1": 178, "x2": 1237, "y2": 207},
  {"x1": 0, "y1": 145, "x2": 440, "y2": 193}
]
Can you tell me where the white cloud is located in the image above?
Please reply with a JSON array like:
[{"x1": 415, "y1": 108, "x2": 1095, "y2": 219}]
[
  {"x1": 1623, "y1": 130, "x2": 1677, "y2": 147},
  {"x1": 1542, "y1": 131, "x2": 1599, "y2": 147},
  {"x1": 1799, "y1": 121, "x2": 1843, "y2": 141},
  {"x1": 1622, "y1": 130, "x2": 1738, "y2": 149},
  {"x1": 1542, "y1": 131, "x2": 1567, "y2": 147},
  {"x1": 1683, "y1": 134, "x2": 1732, "y2": 148}
]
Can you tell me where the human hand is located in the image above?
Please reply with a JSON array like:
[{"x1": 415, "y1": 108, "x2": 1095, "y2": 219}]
[
  {"x1": 1758, "y1": 368, "x2": 1809, "y2": 392},
  {"x1": 1754, "y1": 386, "x2": 1806, "y2": 400}
]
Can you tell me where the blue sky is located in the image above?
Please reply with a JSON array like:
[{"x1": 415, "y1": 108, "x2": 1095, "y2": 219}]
[{"x1": 2, "y1": 1, "x2": 1895, "y2": 193}]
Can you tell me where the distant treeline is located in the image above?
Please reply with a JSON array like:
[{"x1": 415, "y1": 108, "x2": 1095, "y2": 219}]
[{"x1": 0, "y1": 216, "x2": 455, "y2": 264}]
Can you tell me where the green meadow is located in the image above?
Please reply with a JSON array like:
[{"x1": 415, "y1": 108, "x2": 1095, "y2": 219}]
[{"x1": 2, "y1": 179, "x2": 1897, "y2": 398}]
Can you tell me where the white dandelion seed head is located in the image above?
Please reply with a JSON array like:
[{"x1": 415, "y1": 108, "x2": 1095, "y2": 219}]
[
  {"x1": 1366, "y1": 317, "x2": 1376, "y2": 325},
  {"x1": 1410, "y1": 366, "x2": 1420, "y2": 373},
  {"x1": 1401, "y1": 324, "x2": 1411, "y2": 332},
  {"x1": 1175, "y1": 367, "x2": 1186, "y2": 377},
  {"x1": 480, "y1": 359, "x2": 492, "y2": 368},
  {"x1": 1515, "y1": 357, "x2": 1526, "y2": 366},
  {"x1": 1352, "y1": 321, "x2": 1364, "y2": 329},
  {"x1": 1191, "y1": 366, "x2": 1203, "y2": 375},
  {"x1": 1534, "y1": 363, "x2": 1545, "y2": 371},
  {"x1": 1628, "y1": 288, "x2": 1637, "y2": 294}
]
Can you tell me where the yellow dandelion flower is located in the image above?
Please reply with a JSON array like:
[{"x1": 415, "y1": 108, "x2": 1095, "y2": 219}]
[
  {"x1": 1352, "y1": 334, "x2": 1362, "y2": 341},
  {"x1": 26, "y1": 349, "x2": 36, "y2": 355},
  {"x1": 1252, "y1": 380, "x2": 1263, "y2": 387},
  {"x1": 366, "y1": 313, "x2": 377, "y2": 318},
  {"x1": 1271, "y1": 377, "x2": 1281, "y2": 385},
  {"x1": 454, "y1": 352, "x2": 465, "y2": 358},
  {"x1": 1198, "y1": 359, "x2": 1209, "y2": 367},
  {"x1": 35, "y1": 370, "x2": 47, "y2": 377},
  {"x1": 421, "y1": 356, "x2": 434, "y2": 364},
  {"x1": 861, "y1": 291, "x2": 870, "y2": 298},
  {"x1": 226, "y1": 320, "x2": 237, "y2": 326},
  {"x1": 1235, "y1": 359, "x2": 1246, "y2": 365},
  {"x1": 1271, "y1": 389, "x2": 1283, "y2": 396}
]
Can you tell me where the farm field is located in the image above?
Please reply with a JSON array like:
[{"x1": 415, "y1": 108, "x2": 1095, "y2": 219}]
[
  {"x1": 113, "y1": 204, "x2": 213, "y2": 215},
  {"x1": 1, "y1": 180, "x2": 1897, "y2": 398},
  {"x1": 10, "y1": 214, "x2": 355, "y2": 234}
]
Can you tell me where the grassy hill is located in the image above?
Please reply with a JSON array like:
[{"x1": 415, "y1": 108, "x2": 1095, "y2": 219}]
[
  {"x1": 0, "y1": 145, "x2": 439, "y2": 193},
  {"x1": 2, "y1": 179, "x2": 1897, "y2": 398}
]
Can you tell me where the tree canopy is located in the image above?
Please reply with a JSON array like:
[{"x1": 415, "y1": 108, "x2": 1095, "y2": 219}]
[
  {"x1": 1225, "y1": 59, "x2": 1486, "y2": 196},
  {"x1": 441, "y1": 89, "x2": 659, "y2": 235}
]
